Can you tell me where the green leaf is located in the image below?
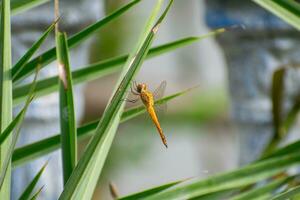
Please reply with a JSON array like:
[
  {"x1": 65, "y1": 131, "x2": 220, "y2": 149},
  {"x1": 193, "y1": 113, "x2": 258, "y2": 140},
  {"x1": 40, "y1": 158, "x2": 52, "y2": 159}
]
[
  {"x1": 118, "y1": 180, "x2": 183, "y2": 200},
  {"x1": 13, "y1": 30, "x2": 226, "y2": 105},
  {"x1": 0, "y1": 107, "x2": 25, "y2": 145},
  {"x1": 261, "y1": 65, "x2": 300, "y2": 158},
  {"x1": 272, "y1": 185, "x2": 300, "y2": 200},
  {"x1": 231, "y1": 176, "x2": 292, "y2": 200},
  {"x1": 142, "y1": 152, "x2": 300, "y2": 200},
  {"x1": 58, "y1": 1, "x2": 172, "y2": 199},
  {"x1": 0, "y1": 0, "x2": 13, "y2": 197},
  {"x1": 11, "y1": 0, "x2": 50, "y2": 15},
  {"x1": 262, "y1": 68, "x2": 286, "y2": 156},
  {"x1": 12, "y1": 0, "x2": 141, "y2": 84},
  {"x1": 56, "y1": 31, "x2": 77, "y2": 184},
  {"x1": 12, "y1": 19, "x2": 57, "y2": 80},
  {"x1": 262, "y1": 139, "x2": 300, "y2": 161},
  {"x1": 29, "y1": 186, "x2": 44, "y2": 200},
  {"x1": 12, "y1": 87, "x2": 192, "y2": 167},
  {"x1": 0, "y1": 67, "x2": 39, "y2": 191},
  {"x1": 18, "y1": 161, "x2": 47, "y2": 200},
  {"x1": 253, "y1": 0, "x2": 300, "y2": 30}
]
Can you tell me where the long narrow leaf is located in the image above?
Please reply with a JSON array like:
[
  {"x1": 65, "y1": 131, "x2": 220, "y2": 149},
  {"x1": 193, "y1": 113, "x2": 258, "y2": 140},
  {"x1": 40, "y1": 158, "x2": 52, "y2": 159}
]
[
  {"x1": 272, "y1": 185, "x2": 300, "y2": 200},
  {"x1": 29, "y1": 186, "x2": 44, "y2": 200},
  {"x1": 11, "y1": 0, "x2": 50, "y2": 15},
  {"x1": 231, "y1": 176, "x2": 292, "y2": 200},
  {"x1": 12, "y1": 19, "x2": 57, "y2": 80},
  {"x1": 119, "y1": 180, "x2": 183, "y2": 200},
  {"x1": 18, "y1": 162, "x2": 47, "y2": 200},
  {"x1": 262, "y1": 68, "x2": 286, "y2": 156},
  {"x1": 0, "y1": 67, "x2": 39, "y2": 190},
  {"x1": 0, "y1": 107, "x2": 25, "y2": 145},
  {"x1": 253, "y1": 0, "x2": 300, "y2": 30},
  {"x1": 143, "y1": 153, "x2": 300, "y2": 200},
  {"x1": 12, "y1": 0, "x2": 141, "y2": 83},
  {"x1": 0, "y1": 0, "x2": 13, "y2": 197},
  {"x1": 59, "y1": 1, "x2": 172, "y2": 199},
  {"x1": 262, "y1": 139, "x2": 300, "y2": 161},
  {"x1": 12, "y1": 87, "x2": 192, "y2": 167},
  {"x1": 13, "y1": 29, "x2": 225, "y2": 105},
  {"x1": 56, "y1": 31, "x2": 77, "y2": 184}
]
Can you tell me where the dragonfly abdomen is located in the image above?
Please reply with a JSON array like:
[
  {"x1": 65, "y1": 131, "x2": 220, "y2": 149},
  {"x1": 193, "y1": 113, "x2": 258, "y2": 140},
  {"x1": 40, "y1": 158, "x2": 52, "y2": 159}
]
[{"x1": 146, "y1": 106, "x2": 168, "y2": 148}]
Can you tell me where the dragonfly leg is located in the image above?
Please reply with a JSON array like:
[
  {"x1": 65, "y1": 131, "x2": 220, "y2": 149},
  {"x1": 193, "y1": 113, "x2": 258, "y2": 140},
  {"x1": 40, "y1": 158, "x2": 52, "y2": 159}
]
[
  {"x1": 122, "y1": 97, "x2": 139, "y2": 103},
  {"x1": 131, "y1": 83, "x2": 139, "y2": 95}
]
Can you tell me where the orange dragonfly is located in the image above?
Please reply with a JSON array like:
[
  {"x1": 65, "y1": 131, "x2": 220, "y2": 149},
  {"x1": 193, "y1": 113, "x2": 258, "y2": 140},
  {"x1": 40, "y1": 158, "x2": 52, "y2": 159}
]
[{"x1": 127, "y1": 80, "x2": 168, "y2": 148}]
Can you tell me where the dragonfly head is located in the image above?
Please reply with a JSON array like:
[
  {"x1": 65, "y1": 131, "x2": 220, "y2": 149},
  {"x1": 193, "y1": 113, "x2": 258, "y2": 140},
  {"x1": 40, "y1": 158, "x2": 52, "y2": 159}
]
[{"x1": 136, "y1": 83, "x2": 147, "y2": 93}]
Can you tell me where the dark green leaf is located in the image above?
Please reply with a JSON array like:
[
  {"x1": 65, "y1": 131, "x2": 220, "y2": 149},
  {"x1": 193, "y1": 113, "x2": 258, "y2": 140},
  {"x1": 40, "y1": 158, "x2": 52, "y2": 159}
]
[
  {"x1": 18, "y1": 162, "x2": 47, "y2": 200},
  {"x1": 56, "y1": 31, "x2": 77, "y2": 184}
]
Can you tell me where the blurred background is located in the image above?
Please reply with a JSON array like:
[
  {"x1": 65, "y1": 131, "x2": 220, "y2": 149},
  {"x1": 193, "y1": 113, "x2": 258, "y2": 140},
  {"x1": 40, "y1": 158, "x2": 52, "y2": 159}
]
[{"x1": 84, "y1": 0, "x2": 235, "y2": 199}]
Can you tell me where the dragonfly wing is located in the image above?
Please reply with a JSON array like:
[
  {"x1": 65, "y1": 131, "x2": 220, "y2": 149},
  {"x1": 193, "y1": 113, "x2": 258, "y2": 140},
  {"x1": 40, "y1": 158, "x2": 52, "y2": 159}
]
[
  {"x1": 153, "y1": 80, "x2": 167, "y2": 100},
  {"x1": 153, "y1": 80, "x2": 167, "y2": 115}
]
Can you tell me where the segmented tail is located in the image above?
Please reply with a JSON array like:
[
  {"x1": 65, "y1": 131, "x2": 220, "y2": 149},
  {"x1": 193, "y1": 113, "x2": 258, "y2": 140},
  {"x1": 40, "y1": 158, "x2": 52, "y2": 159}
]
[{"x1": 147, "y1": 106, "x2": 168, "y2": 148}]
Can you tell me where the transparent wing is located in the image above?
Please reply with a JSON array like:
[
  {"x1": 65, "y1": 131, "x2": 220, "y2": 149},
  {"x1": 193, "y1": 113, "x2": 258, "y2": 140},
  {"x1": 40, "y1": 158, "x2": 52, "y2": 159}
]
[
  {"x1": 153, "y1": 81, "x2": 167, "y2": 114},
  {"x1": 153, "y1": 80, "x2": 167, "y2": 100}
]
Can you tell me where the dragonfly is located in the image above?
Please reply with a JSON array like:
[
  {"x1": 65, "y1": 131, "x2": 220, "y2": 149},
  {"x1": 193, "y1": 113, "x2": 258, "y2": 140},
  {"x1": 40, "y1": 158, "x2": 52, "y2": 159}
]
[{"x1": 127, "y1": 80, "x2": 168, "y2": 148}]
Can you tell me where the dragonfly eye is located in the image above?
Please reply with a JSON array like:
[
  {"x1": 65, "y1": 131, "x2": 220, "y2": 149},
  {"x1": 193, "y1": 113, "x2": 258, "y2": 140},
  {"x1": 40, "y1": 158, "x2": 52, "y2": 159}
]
[{"x1": 136, "y1": 84, "x2": 142, "y2": 93}]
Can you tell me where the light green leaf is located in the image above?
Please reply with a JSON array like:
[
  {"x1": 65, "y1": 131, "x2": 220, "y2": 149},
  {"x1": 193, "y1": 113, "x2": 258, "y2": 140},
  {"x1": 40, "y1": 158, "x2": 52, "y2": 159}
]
[
  {"x1": 253, "y1": 0, "x2": 300, "y2": 30},
  {"x1": 11, "y1": 0, "x2": 50, "y2": 15},
  {"x1": 12, "y1": 0, "x2": 141, "y2": 84},
  {"x1": 143, "y1": 153, "x2": 300, "y2": 200},
  {"x1": 0, "y1": 0, "x2": 13, "y2": 197},
  {"x1": 118, "y1": 180, "x2": 183, "y2": 200}
]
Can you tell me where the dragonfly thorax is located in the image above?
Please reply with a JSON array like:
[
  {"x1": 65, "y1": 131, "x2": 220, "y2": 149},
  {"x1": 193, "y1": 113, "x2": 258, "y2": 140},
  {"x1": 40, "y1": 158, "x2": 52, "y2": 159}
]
[{"x1": 136, "y1": 83, "x2": 147, "y2": 93}]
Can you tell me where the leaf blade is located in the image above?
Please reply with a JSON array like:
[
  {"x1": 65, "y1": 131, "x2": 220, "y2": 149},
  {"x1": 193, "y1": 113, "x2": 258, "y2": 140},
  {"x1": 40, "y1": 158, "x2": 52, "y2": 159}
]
[
  {"x1": 253, "y1": 0, "x2": 300, "y2": 31},
  {"x1": 18, "y1": 162, "x2": 47, "y2": 200},
  {"x1": 0, "y1": 0, "x2": 13, "y2": 197},
  {"x1": 56, "y1": 31, "x2": 77, "y2": 184},
  {"x1": 143, "y1": 153, "x2": 300, "y2": 200}
]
